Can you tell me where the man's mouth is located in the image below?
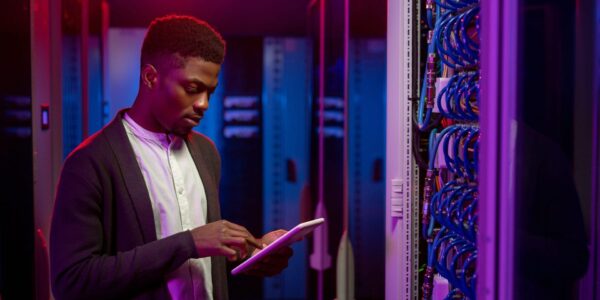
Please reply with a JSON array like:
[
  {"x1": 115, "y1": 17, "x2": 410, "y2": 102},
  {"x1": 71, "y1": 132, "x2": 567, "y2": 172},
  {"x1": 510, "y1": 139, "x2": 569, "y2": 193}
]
[
  {"x1": 186, "y1": 115, "x2": 203, "y2": 124},
  {"x1": 187, "y1": 119, "x2": 198, "y2": 125}
]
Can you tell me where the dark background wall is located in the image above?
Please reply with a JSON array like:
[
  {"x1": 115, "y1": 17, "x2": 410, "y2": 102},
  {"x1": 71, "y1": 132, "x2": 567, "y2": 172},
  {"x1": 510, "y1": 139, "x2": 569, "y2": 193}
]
[{"x1": 0, "y1": 0, "x2": 34, "y2": 299}]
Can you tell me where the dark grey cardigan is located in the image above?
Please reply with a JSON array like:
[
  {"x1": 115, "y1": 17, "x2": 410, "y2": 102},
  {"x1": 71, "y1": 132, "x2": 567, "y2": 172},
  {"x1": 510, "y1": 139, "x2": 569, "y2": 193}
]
[{"x1": 50, "y1": 110, "x2": 228, "y2": 300}]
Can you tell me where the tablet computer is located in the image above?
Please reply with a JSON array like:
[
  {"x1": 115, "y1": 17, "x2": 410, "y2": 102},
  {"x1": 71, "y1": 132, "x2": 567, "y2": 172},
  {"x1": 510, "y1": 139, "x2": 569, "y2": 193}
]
[{"x1": 231, "y1": 218, "x2": 325, "y2": 275}]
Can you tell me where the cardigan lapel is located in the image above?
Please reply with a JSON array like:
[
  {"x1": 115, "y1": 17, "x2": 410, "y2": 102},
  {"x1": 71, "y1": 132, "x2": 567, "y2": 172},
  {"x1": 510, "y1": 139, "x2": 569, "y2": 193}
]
[
  {"x1": 104, "y1": 110, "x2": 157, "y2": 243},
  {"x1": 185, "y1": 137, "x2": 220, "y2": 223}
]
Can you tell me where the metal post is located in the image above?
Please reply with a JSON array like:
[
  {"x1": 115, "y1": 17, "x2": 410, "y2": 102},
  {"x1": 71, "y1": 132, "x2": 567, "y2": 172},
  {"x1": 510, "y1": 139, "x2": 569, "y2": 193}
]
[{"x1": 81, "y1": 0, "x2": 89, "y2": 138}]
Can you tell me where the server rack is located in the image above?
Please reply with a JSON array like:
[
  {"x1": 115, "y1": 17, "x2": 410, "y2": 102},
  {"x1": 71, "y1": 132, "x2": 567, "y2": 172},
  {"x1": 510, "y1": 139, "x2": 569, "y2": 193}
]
[
  {"x1": 387, "y1": 0, "x2": 600, "y2": 299},
  {"x1": 262, "y1": 37, "x2": 313, "y2": 299},
  {"x1": 348, "y1": 39, "x2": 386, "y2": 299}
]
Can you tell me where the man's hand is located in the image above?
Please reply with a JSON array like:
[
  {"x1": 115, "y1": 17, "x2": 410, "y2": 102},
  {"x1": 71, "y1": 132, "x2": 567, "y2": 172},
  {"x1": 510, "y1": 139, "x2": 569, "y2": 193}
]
[
  {"x1": 243, "y1": 229, "x2": 294, "y2": 277},
  {"x1": 190, "y1": 220, "x2": 261, "y2": 261}
]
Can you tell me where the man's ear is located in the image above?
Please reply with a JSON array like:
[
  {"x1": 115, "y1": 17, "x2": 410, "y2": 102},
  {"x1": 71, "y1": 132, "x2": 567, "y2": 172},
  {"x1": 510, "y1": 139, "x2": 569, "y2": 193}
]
[{"x1": 141, "y1": 64, "x2": 158, "y2": 89}]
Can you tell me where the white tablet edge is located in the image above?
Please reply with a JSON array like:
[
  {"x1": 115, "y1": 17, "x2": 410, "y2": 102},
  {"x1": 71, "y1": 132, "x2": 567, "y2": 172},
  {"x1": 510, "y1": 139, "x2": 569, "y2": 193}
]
[{"x1": 231, "y1": 218, "x2": 325, "y2": 275}]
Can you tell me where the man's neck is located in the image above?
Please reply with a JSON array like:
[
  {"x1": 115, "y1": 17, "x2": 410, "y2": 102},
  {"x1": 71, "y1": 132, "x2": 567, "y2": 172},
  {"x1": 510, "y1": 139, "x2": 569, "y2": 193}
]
[{"x1": 128, "y1": 97, "x2": 166, "y2": 134}]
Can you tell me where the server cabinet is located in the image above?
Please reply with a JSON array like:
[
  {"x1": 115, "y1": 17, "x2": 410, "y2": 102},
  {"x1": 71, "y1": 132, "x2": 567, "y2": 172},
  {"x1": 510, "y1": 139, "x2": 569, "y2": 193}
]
[{"x1": 262, "y1": 37, "x2": 312, "y2": 299}]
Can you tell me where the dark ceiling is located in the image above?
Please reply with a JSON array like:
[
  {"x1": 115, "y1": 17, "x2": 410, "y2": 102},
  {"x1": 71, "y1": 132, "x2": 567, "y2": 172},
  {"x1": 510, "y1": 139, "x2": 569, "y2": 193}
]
[{"x1": 107, "y1": 0, "x2": 385, "y2": 37}]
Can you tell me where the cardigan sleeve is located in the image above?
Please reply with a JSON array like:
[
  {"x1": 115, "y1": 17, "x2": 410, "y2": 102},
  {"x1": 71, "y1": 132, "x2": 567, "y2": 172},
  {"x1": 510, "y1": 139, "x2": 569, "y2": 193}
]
[{"x1": 50, "y1": 150, "x2": 199, "y2": 300}]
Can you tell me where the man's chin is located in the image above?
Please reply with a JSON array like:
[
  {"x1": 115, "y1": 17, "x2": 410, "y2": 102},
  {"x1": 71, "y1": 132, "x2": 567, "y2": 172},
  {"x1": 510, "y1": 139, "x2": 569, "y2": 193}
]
[{"x1": 172, "y1": 126, "x2": 193, "y2": 137}]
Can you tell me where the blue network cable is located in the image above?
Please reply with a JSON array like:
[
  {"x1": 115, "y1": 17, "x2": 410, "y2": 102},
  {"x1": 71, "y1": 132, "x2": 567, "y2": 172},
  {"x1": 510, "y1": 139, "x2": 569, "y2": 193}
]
[{"x1": 419, "y1": 0, "x2": 480, "y2": 298}]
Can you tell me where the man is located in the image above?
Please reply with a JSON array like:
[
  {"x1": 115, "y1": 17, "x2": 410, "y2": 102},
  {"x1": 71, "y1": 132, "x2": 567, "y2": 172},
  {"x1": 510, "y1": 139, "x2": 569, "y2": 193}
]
[{"x1": 50, "y1": 15, "x2": 291, "y2": 300}]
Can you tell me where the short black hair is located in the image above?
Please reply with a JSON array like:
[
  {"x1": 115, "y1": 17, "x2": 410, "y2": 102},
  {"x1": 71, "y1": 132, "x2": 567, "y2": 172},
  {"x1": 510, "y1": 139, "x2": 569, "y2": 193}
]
[{"x1": 141, "y1": 15, "x2": 226, "y2": 67}]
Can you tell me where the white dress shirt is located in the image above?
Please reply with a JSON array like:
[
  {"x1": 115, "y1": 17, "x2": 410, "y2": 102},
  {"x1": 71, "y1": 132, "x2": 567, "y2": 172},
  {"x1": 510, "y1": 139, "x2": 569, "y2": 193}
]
[{"x1": 122, "y1": 113, "x2": 213, "y2": 300}]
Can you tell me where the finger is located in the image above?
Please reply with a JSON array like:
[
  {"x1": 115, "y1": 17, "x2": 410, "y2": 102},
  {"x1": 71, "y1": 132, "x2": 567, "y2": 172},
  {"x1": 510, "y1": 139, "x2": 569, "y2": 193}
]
[
  {"x1": 264, "y1": 246, "x2": 293, "y2": 260},
  {"x1": 223, "y1": 237, "x2": 251, "y2": 256},
  {"x1": 223, "y1": 236, "x2": 247, "y2": 248},
  {"x1": 224, "y1": 231, "x2": 262, "y2": 249},
  {"x1": 260, "y1": 255, "x2": 285, "y2": 266},
  {"x1": 223, "y1": 221, "x2": 253, "y2": 235},
  {"x1": 276, "y1": 246, "x2": 293, "y2": 258},
  {"x1": 244, "y1": 262, "x2": 273, "y2": 276},
  {"x1": 223, "y1": 228, "x2": 262, "y2": 248},
  {"x1": 256, "y1": 247, "x2": 292, "y2": 269},
  {"x1": 219, "y1": 245, "x2": 238, "y2": 260},
  {"x1": 226, "y1": 248, "x2": 240, "y2": 262},
  {"x1": 227, "y1": 237, "x2": 266, "y2": 258},
  {"x1": 261, "y1": 229, "x2": 287, "y2": 244},
  {"x1": 271, "y1": 229, "x2": 287, "y2": 237},
  {"x1": 228, "y1": 244, "x2": 246, "y2": 258},
  {"x1": 246, "y1": 237, "x2": 263, "y2": 249}
]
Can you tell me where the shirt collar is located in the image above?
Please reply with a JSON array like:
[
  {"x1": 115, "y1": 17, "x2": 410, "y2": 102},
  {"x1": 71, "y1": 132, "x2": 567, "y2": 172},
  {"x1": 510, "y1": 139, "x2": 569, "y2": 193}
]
[{"x1": 123, "y1": 112, "x2": 179, "y2": 146}]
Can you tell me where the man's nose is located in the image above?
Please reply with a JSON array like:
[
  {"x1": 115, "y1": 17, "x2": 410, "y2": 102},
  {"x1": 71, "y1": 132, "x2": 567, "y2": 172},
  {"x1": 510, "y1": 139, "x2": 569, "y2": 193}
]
[{"x1": 193, "y1": 93, "x2": 209, "y2": 112}]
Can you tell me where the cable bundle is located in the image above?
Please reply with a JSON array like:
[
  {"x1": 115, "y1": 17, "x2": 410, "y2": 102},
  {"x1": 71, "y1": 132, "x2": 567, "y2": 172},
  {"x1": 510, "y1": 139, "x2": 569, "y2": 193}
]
[
  {"x1": 437, "y1": 72, "x2": 479, "y2": 122},
  {"x1": 417, "y1": 0, "x2": 480, "y2": 130},
  {"x1": 421, "y1": 130, "x2": 479, "y2": 300},
  {"x1": 434, "y1": 7, "x2": 480, "y2": 69},
  {"x1": 418, "y1": 0, "x2": 480, "y2": 298}
]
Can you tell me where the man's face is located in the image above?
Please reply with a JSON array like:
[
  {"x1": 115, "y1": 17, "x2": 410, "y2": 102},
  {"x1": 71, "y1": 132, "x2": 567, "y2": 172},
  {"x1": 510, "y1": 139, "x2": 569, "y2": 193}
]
[{"x1": 151, "y1": 56, "x2": 221, "y2": 136}]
